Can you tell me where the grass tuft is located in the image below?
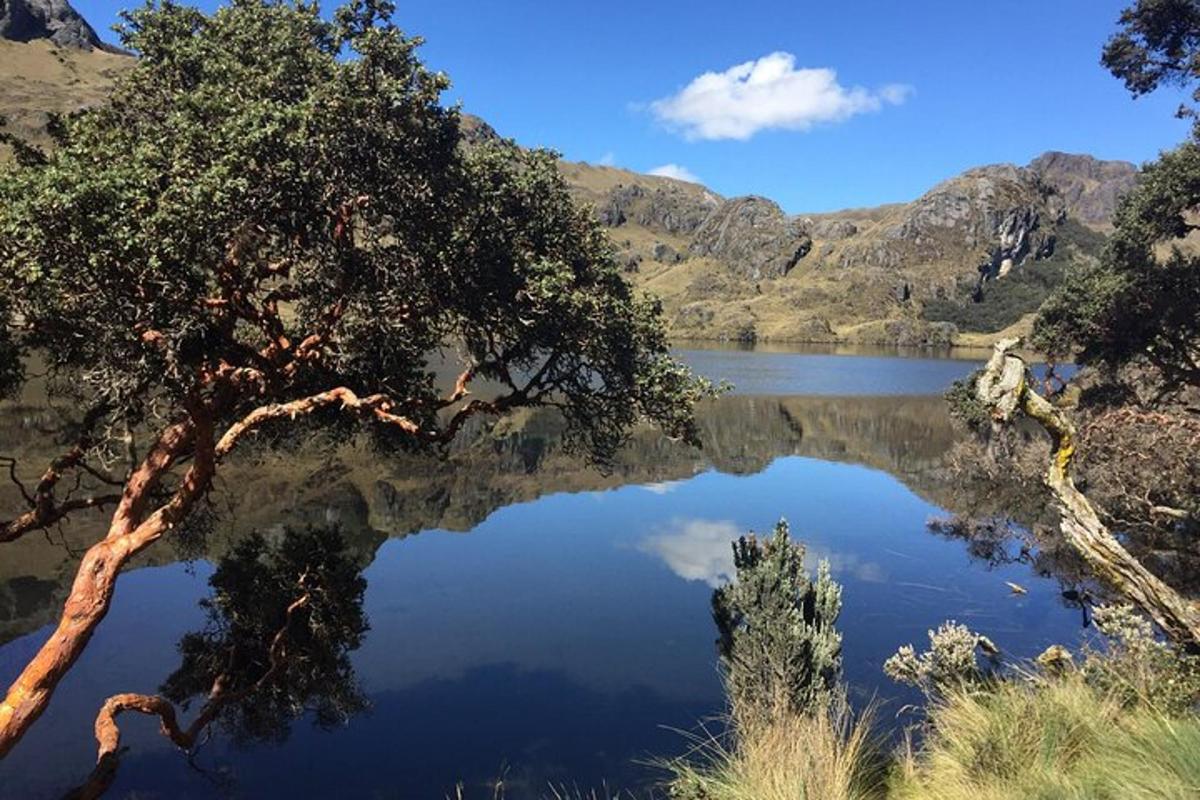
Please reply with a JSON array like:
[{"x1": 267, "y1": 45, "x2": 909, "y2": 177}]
[
  {"x1": 890, "y1": 673, "x2": 1200, "y2": 800},
  {"x1": 663, "y1": 697, "x2": 884, "y2": 800}
]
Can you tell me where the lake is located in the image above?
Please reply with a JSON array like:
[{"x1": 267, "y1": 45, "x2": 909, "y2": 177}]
[{"x1": 0, "y1": 346, "x2": 1087, "y2": 798}]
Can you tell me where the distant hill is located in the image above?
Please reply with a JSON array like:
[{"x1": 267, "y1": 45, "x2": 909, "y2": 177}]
[
  {"x1": 0, "y1": 0, "x2": 1140, "y2": 347},
  {"x1": 565, "y1": 153, "x2": 1135, "y2": 346}
]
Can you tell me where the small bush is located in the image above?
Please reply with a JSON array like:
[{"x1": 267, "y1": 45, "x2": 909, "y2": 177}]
[
  {"x1": 711, "y1": 520, "x2": 843, "y2": 722},
  {"x1": 943, "y1": 372, "x2": 989, "y2": 431},
  {"x1": 1081, "y1": 604, "x2": 1200, "y2": 715},
  {"x1": 883, "y1": 621, "x2": 999, "y2": 697}
]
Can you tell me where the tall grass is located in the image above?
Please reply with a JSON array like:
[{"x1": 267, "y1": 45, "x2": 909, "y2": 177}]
[
  {"x1": 890, "y1": 674, "x2": 1200, "y2": 800},
  {"x1": 664, "y1": 697, "x2": 884, "y2": 800}
]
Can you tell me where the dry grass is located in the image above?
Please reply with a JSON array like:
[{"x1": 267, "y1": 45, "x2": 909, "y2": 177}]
[
  {"x1": 664, "y1": 698, "x2": 884, "y2": 800},
  {"x1": 890, "y1": 674, "x2": 1200, "y2": 800},
  {"x1": 0, "y1": 40, "x2": 132, "y2": 155}
]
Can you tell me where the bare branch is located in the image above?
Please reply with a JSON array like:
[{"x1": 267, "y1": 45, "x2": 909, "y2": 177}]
[{"x1": 977, "y1": 339, "x2": 1200, "y2": 645}]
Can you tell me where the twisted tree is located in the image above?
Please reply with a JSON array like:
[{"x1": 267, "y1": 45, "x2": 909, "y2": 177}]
[
  {"x1": 973, "y1": 340, "x2": 1200, "y2": 646},
  {"x1": 0, "y1": 0, "x2": 708, "y2": 757}
]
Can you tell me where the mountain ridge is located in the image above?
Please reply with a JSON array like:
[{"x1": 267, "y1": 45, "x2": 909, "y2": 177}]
[
  {"x1": 0, "y1": 0, "x2": 1141, "y2": 347},
  {"x1": 562, "y1": 149, "x2": 1135, "y2": 345}
]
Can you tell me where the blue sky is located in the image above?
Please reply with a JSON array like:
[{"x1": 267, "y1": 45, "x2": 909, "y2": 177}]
[{"x1": 77, "y1": 0, "x2": 1189, "y2": 212}]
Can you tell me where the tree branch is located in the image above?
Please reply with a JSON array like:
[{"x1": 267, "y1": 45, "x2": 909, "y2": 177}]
[
  {"x1": 65, "y1": 592, "x2": 312, "y2": 799},
  {"x1": 0, "y1": 404, "x2": 115, "y2": 544},
  {"x1": 976, "y1": 338, "x2": 1200, "y2": 645},
  {"x1": 214, "y1": 387, "x2": 422, "y2": 457}
]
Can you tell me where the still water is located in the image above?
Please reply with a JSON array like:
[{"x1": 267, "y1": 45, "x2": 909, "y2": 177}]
[{"x1": 0, "y1": 346, "x2": 1084, "y2": 798}]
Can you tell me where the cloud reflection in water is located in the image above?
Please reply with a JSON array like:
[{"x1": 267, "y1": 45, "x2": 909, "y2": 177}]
[{"x1": 639, "y1": 517, "x2": 888, "y2": 588}]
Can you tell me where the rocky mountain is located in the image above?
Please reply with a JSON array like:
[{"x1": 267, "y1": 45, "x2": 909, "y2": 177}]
[
  {"x1": 575, "y1": 154, "x2": 1135, "y2": 346},
  {"x1": 0, "y1": 0, "x2": 110, "y2": 50},
  {"x1": 1029, "y1": 151, "x2": 1139, "y2": 229},
  {"x1": 0, "y1": 0, "x2": 1140, "y2": 347}
]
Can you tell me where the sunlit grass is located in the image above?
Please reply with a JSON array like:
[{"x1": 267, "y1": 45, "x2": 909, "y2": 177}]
[
  {"x1": 890, "y1": 673, "x2": 1200, "y2": 800},
  {"x1": 662, "y1": 697, "x2": 884, "y2": 800}
]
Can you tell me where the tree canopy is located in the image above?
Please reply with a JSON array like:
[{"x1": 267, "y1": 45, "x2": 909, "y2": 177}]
[
  {"x1": 0, "y1": 0, "x2": 706, "y2": 461},
  {"x1": 0, "y1": 0, "x2": 709, "y2": 757},
  {"x1": 1033, "y1": 0, "x2": 1200, "y2": 390},
  {"x1": 1102, "y1": 0, "x2": 1200, "y2": 112}
]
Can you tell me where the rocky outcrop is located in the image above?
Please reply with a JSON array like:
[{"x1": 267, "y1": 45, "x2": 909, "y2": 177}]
[
  {"x1": 595, "y1": 181, "x2": 721, "y2": 235},
  {"x1": 883, "y1": 165, "x2": 1062, "y2": 270},
  {"x1": 0, "y1": 0, "x2": 107, "y2": 50},
  {"x1": 459, "y1": 113, "x2": 502, "y2": 146},
  {"x1": 1030, "y1": 151, "x2": 1138, "y2": 229},
  {"x1": 807, "y1": 218, "x2": 859, "y2": 240},
  {"x1": 690, "y1": 196, "x2": 813, "y2": 280}
]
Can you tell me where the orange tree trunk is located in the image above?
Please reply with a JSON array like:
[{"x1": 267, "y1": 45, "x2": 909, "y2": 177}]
[{"x1": 0, "y1": 414, "x2": 210, "y2": 758}]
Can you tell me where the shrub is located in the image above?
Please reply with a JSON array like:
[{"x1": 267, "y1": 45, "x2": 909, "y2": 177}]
[
  {"x1": 1081, "y1": 604, "x2": 1200, "y2": 715},
  {"x1": 883, "y1": 622, "x2": 999, "y2": 697},
  {"x1": 711, "y1": 520, "x2": 843, "y2": 723}
]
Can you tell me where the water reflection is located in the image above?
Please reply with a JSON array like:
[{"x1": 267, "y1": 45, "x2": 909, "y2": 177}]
[
  {"x1": 0, "y1": 346, "x2": 1102, "y2": 798},
  {"x1": 639, "y1": 518, "x2": 742, "y2": 588},
  {"x1": 0, "y1": 394, "x2": 958, "y2": 646},
  {"x1": 639, "y1": 517, "x2": 888, "y2": 589},
  {"x1": 69, "y1": 526, "x2": 369, "y2": 797}
]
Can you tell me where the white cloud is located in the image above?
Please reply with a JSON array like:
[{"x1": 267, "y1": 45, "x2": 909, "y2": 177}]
[
  {"x1": 640, "y1": 480, "x2": 685, "y2": 495},
  {"x1": 598, "y1": 151, "x2": 617, "y2": 167},
  {"x1": 647, "y1": 163, "x2": 701, "y2": 183},
  {"x1": 650, "y1": 52, "x2": 912, "y2": 141}
]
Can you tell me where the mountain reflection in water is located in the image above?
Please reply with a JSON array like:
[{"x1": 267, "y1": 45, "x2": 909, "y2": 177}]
[{"x1": 0, "y1": 349, "x2": 1090, "y2": 799}]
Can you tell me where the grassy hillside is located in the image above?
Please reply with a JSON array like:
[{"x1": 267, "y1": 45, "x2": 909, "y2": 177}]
[{"x1": 0, "y1": 40, "x2": 131, "y2": 154}]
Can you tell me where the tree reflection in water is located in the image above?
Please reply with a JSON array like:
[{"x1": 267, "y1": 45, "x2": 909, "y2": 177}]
[{"x1": 68, "y1": 526, "x2": 369, "y2": 799}]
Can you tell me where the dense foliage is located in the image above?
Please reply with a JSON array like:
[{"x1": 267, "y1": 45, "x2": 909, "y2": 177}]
[
  {"x1": 1034, "y1": 144, "x2": 1200, "y2": 387},
  {"x1": 1033, "y1": 1, "x2": 1200, "y2": 391},
  {"x1": 1102, "y1": 0, "x2": 1200, "y2": 115},
  {"x1": 0, "y1": 0, "x2": 707, "y2": 466}
]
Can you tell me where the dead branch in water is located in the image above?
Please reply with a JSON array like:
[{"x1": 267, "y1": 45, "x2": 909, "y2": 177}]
[{"x1": 975, "y1": 338, "x2": 1200, "y2": 646}]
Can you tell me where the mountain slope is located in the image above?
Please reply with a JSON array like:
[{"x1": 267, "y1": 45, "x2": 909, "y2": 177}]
[
  {"x1": 0, "y1": 39, "x2": 131, "y2": 152},
  {"x1": 578, "y1": 155, "x2": 1134, "y2": 345},
  {"x1": 0, "y1": 0, "x2": 1138, "y2": 347}
]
